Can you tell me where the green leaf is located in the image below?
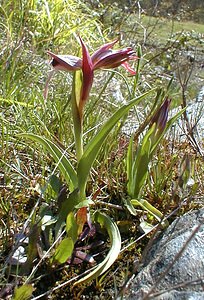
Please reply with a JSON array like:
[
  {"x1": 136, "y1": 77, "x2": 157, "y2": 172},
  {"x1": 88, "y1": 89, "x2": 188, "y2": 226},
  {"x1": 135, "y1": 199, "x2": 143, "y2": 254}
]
[
  {"x1": 17, "y1": 133, "x2": 78, "y2": 191},
  {"x1": 133, "y1": 140, "x2": 151, "y2": 198},
  {"x1": 130, "y1": 125, "x2": 154, "y2": 198},
  {"x1": 123, "y1": 198, "x2": 137, "y2": 216},
  {"x1": 13, "y1": 284, "x2": 34, "y2": 300},
  {"x1": 52, "y1": 237, "x2": 74, "y2": 264},
  {"x1": 49, "y1": 174, "x2": 61, "y2": 194},
  {"x1": 131, "y1": 198, "x2": 168, "y2": 227},
  {"x1": 139, "y1": 220, "x2": 154, "y2": 234},
  {"x1": 74, "y1": 211, "x2": 121, "y2": 285},
  {"x1": 77, "y1": 89, "x2": 155, "y2": 195},
  {"x1": 66, "y1": 212, "x2": 78, "y2": 243},
  {"x1": 127, "y1": 136, "x2": 133, "y2": 195},
  {"x1": 74, "y1": 199, "x2": 94, "y2": 209},
  {"x1": 55, "y1": 188, "x2": 80, "y2": 238}
]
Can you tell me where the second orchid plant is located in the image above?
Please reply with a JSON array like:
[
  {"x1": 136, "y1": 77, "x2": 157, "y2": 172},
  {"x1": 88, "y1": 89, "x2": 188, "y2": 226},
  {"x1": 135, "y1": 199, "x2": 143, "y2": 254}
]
[{"x1": 18, "y1": 36, "x2": 183, "y2": 285}]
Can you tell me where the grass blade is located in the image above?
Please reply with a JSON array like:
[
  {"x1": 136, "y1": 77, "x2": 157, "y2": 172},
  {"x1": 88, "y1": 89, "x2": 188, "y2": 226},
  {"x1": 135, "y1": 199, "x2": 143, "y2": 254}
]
[
  {"x1": 18, "y1": 133, "x2": 78, "y2": 190},
  {"x1": 127, "y1": 136, "x2": 133, "y2": 194}
]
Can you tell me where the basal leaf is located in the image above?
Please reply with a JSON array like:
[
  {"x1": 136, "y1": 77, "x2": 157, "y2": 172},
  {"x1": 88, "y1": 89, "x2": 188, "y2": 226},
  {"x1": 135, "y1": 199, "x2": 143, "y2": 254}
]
[
  {"x1": 132, "y1": 139, "x2": 151, "y2": 199},
  {"x1": 74, "y1": 211, "x2": 121, "y2": 285},
  {"x1": 76, "y1": 206, "x2": 88, "y2": 235},
  {"x1": 52, "y1": 237, "x2": 74, "y2": 264},
  {"x1": 77, "y1": 89, "x2": 155, "y2": 195},
  {"x1": 49, "y1": 174, "x2": 61, "y2": 195},
  {"x1": 66, "y1": 212, "x2": 78, "y2": 242},
  {"x1": 13, "y1": 284, "x2": 34, "y2": 300},
  {"x1": 17, "y1": 133, "x2": 78, "y2": 191},
  {"x1": 55, "y1": 188, "x2": 80, "y2": 238},
  {"x1": 74, "y1": 199, "x2": 94, "y2": 209},
  {"x1": 123, "y1": 198, "x2": 137, "y2": 216}
]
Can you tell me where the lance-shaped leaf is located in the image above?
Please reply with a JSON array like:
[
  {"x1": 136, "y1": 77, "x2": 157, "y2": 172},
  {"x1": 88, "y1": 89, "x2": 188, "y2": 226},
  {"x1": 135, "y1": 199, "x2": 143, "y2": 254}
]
[
  {"x1": 55, "y1": 188, "x2": 80, "y2": 238},
  {"x1": 66, "y1": 212, "x2": 78, "y2": 243},
  {"x1": 74, "y1": 211, "x2": 121, "y2": 285},
  {"x1": 17, "y1": 133, "x2": 78, "y2": 191},
  {"x1": 77, "y1": 89, "x2": 155, "y2": 196},
  {"x1": 130, "y1": 125, "x2": 155, "y2": 199},
  {"x1": 52, "y1": 237, "x2": 74, "y2": 264},
  {"x1": 13, "y1": 284, "x2": 34, "y2": 300}
]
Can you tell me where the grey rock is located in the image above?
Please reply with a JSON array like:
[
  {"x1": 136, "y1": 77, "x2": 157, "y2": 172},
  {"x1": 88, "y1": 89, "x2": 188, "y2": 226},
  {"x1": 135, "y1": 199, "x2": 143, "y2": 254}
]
[{"x1": 123, "y1": 209, "x2": 204, "y2": 300}]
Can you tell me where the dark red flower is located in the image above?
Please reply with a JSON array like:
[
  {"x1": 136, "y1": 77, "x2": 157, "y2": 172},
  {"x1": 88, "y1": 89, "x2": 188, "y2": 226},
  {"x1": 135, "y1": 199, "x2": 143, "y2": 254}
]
[{"x1": 46, "y1": 38, "x2": 137, "y2": 101}]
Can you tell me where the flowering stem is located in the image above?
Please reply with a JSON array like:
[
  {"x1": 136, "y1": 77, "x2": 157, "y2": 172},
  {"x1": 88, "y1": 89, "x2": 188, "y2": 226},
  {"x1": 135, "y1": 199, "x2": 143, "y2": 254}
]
[
  {"x1": 72, "y1": 103, "x2": 83, "y2": 162},
  {"x1": 71, "y1": 71, "x2": 83, "y2": 162}
]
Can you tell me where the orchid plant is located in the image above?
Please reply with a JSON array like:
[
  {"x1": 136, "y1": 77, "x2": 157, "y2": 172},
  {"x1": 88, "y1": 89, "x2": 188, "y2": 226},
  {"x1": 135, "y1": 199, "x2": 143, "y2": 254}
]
[
  {"x1": 126, "y1": 97, "x2": 185, "y2": 228},
  {"x1": 18, "y1": 36, "x2": 182, "y2": 285}
]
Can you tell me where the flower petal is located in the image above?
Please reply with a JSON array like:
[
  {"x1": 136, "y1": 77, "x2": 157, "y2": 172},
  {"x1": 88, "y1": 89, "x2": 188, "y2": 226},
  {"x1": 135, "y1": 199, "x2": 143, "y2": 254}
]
[
  {"x1": 151, "y1": 98, "x2": 172, "y2": 133},
  {"x1": 91, "y1": 40, "x2": 118, "y2": 65},
  {"x1": 79, "y1": 37, "x2": 94, "y2": 104},
  {"x1": 47, "y1": 51, "x2": 82, "y2": 71},
  {"x1": 93, "y1": 47, "x2": 137, "y2": 70}
]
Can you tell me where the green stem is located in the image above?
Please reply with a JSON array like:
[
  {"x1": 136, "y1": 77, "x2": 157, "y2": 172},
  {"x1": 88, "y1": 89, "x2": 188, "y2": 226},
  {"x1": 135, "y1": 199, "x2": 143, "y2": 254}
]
[
  {"x1": 71, "y1": 71, "x2": 83, "y2": 162},
  {"x1": 72, "y1": 103, "x2": 83, "y2": 161},
  {"x1": 71, "y1": 71, "x2": 86, "y2": 200}
]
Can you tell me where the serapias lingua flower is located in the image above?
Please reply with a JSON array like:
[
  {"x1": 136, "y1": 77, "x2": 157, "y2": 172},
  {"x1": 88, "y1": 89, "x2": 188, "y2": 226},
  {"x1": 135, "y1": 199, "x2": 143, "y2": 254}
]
[
  {"x1": 48, "y1": 38, "x2": 137, "y2": 75},
  {"x1": 44, "y1": 38, "x2": 137, "y2": 99},
  {"x1": 149, "y1": 97, "x2": 171, "y2": 142}
]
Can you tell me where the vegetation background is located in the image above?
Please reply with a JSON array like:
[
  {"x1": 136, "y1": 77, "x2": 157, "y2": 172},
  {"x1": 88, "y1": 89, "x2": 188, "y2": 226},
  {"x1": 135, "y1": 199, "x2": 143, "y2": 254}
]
[{"x1": 0, "y1": 0, "x2": 203, "y2": 299}]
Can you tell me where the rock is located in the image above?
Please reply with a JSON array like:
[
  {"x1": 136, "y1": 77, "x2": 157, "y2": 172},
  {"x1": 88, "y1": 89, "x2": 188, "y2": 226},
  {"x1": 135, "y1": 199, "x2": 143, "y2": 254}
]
[
  {"x1": 123, "y1": 209, "x2": 204, "y2": 300},
  {"x1": 169, "y1": 86, "x2": 204, "y2": 148}
]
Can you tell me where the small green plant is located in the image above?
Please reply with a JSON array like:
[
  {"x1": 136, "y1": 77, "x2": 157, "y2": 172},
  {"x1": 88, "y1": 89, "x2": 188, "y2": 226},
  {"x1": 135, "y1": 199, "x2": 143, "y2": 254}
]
[{"x1": 125, "y1": 97, "x2": 185, "y2": 227}]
